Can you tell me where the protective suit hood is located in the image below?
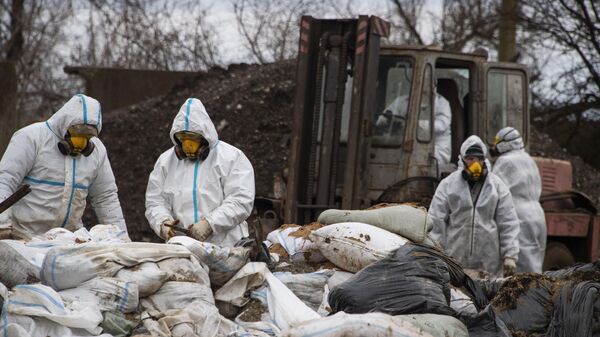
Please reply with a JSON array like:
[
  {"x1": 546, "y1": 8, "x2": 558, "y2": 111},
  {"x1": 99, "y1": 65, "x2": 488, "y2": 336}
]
[
  {"x1": 46, "y1": 94, "x2": 102, "y2": 138},
  {"x1": 457, "y1": 135, "x2": 492, "y2": 170},
  {"x1": 169, "y1": 98, "x2": 218, "y2": 147},
  {"x1": 495, "y1": 126, "x2": 524, "y2": 154}
]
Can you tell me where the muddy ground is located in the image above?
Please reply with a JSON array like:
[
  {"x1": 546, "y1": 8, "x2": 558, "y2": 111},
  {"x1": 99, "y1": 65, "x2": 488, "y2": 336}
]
[{"x1": 85, "y1": 60, "x2": 600, "y2": 240}]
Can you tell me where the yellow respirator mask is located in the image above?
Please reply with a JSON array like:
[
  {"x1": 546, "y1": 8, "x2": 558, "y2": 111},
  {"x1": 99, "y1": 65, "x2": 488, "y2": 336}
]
[
  {"x1": 182, "y1": 139, "x2": 201, "y2": 157},
  {"x1": 468, "y1": 162, "x2": 483, "y2": 179},
  {"x1": 58, "y1": 124, "x2": 97, "y2": 157},
  {"x1": 174, "y1": 131, "x2": 210, "y2": 161}
]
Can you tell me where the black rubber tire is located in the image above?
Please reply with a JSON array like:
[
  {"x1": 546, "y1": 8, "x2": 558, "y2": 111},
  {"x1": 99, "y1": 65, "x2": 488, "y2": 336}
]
[{"x1": 543, "y1": 241, "x2": 576, "y2": 271}]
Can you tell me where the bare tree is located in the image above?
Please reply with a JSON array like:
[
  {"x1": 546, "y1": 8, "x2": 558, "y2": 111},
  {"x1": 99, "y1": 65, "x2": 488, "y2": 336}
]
[
  {"x1": 233, "y1": 0, "x2": 323, "y2": 64},
  {"x1": 1, "y1": 0, "x2": 74, "y2": 119},
  {"x1": 70, "y1": 0, "x2": 221, "y2": 71},
  {"x1": 522, "y1": 0, "x2": 599, "y2": 111},
  {"x1": 389, "y1": 0, "x2": 425, "y2": 45}
]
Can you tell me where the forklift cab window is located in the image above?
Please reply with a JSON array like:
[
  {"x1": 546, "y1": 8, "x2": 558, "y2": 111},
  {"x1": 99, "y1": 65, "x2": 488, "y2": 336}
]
[
  {"x1": 486, "y1": 71, "x2": 525, "y2": 144},
  {"x1": 373, "y1": 56, "x2": 414, "y2": 146}
]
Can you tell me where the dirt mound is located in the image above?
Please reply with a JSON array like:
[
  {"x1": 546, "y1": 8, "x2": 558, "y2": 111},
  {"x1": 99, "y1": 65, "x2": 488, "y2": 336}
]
[
  {"x1": 530, "y1": 128, "x2": 600, "y2": 208},
  {"x1": 87, "y1": 59, "x2": 600, "y2": 240},
  {"x1": 92, "y1": 61, "x2": 295, "y2": 240}
]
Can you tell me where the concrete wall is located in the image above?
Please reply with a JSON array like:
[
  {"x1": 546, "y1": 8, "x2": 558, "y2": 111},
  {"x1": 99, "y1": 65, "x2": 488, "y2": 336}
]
[
  {"x1": 64, "y1": 66, "x2": 203, "y2": 112},
  {"x1": 0, "y1": 61, "x2": 18, "y2": 157}
]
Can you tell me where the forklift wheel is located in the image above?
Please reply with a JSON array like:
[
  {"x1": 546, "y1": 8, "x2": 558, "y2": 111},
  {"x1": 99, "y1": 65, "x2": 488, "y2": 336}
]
[{"x1": 543, "y1": 241, "x2": 575, "y2": 271}]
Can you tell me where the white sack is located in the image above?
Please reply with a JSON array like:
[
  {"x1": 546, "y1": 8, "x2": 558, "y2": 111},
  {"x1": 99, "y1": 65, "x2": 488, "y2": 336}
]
[
  {"x1": 0, "y1": 241, "x2": 41, "y2": 288},
  {"x1": 0, "y1": 314, "x2": 112, "y2": 337},
  {"x1": 265, "y1": 271, "x2": 320, "y2": 330},
  {"x1": 215, "y1": 262, "x2": 269, "y2": 307},
  {"x1": 326, "y1": 270, "x2": 354, "y2": 290},
  {"x1": 450, "y1": 287, "x2": 478, "y2": 315},
  {"x1": 157, "y1": 256, "x2": 211, "y2": 284},
  {"x1": 40, "y1": 242, "x2": 191, "y2": 290},
  {"x1": 273, "y1": 270, "x2": 334, "y2": 310},
  {"x1": 266, "y1": 226, "x2": 325, "y2": 262},
  {"x1": 142, "y1": 299, "x2": 243, "y2": 337},
  {"x1": 168, "y1": 236, "x2": 250, "y2": 287},
  {"x1": 310, "y1": 222, "x2": 408, "y2": 272},
  {"x1": 317, "y1": 205, "x2": 433, "y2": 243},
  {"x1": 280, "y1": 312, "x2": 468, "y2": 337},
  {"x1": 6, "y1": 284, "x2": 103, "y2": 334},
  {"x1": 88, "y1": 224, "x2": 131, "y2": 243},
  {"x1": 140, "y1": 281, "x2": 215, "y2": 312},
  {"x1": 59, "y1": 277, "x2": 139, "y2": 313},
  {"x1": 115, "y1": 262, "x2": 169, "y2": 297}
]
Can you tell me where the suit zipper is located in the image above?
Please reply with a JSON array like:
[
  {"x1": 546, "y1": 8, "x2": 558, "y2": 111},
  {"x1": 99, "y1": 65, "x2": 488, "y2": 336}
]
[{"x1": 470, "y1": 207, "x2": 475, "y2": 255}]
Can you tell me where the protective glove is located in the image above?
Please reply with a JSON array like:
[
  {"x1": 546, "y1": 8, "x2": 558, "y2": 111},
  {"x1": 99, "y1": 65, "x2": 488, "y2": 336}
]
[
  {"x1": 160, "y1": 219, "x2": 177, "y2": 241},
  {"x1": 503, "y1": 257, "x2": 517, "y2": 277},
  {"x1": 189, "y1": 219, "x2": 213, "y2": 242}
]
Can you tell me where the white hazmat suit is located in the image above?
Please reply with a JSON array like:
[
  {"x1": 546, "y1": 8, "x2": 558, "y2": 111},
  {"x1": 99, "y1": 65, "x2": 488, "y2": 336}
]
[
  {"x1": 145, "y1": 98, "x2": 255, "y2": 247},
  {"x1": 492, "y1": 127, "x2": 546, "y2": 273},
  {"x1": 428, "y1": 135, "x2": 520, "y2": 276},
  {"x1": 0, "y1": 94, "x2": 128, "y2": 240},
  {"x1": 376, "y1": 93, "x2": 452, "y2": 164}
]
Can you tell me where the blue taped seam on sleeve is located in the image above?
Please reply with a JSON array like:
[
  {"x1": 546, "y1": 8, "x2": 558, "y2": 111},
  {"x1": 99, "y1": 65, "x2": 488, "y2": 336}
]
[
  {"x1": 14, "y1": 285, "x2": 65, "y2": 310},
  {"x1": 185, "y1": 98, "x2": 192, "y2": 131},
  {"x1": 73, "y1": 183, "x2": 89, "y2": 190},
  {"x1": 193, "y1": 160, "x2": 200, "y2": 223},
  {"x1": 24, "y1": 176, "x2": 64, "y2": 187},
  {"x1": 97, "y1": 104, "x2": 102, "y2": 130},
  {"x1": 78, "y1": 94, "x2": 88, "y2": 124},
  {"x1": 60, "y1": 159, "x2": 77, "y2": 228}
]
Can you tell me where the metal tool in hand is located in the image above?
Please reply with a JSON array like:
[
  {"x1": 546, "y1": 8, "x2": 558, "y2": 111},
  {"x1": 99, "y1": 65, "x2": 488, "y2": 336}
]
[
  {"x1": 163, "y1": 219, "x2": 191, "y2": 236},
  {"x1": 0, "y1": 184, "x2": 31, "y2": 214}
]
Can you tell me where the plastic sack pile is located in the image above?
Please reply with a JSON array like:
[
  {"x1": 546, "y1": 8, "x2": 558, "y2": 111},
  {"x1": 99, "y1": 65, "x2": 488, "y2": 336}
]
[{"x1": 1, "y1": 204, "x2": 599, "y2": 336}]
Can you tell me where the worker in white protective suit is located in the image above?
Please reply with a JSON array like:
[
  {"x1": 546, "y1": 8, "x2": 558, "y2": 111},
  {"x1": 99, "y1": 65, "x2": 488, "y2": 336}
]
[
  {"x1": 491, "y1": 127, "x2": 546, "y2": 273},
  {"x1": 0, "y1": 94, "x2": 128, "y2": 240},
  {"x1": 428, "y1": 135, "x2": 520, "y2": 277},
  {"x1": 376, "y1": 92, "x2": 452, "y2": 165},
  {"x1": 145, "y1": 98, "x2": 255, "y2": 246}
]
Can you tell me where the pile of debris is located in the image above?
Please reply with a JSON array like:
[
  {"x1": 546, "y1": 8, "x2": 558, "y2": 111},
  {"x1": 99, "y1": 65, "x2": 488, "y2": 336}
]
[{"x1": 4, "y1": 204, "x2": 599, "y2": 337}]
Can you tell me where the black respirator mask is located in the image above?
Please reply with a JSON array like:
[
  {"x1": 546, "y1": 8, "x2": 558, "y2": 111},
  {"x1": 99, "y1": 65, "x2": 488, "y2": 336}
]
[{"x1": 58, "y1": 124, "x2": 98, "y2": 157}]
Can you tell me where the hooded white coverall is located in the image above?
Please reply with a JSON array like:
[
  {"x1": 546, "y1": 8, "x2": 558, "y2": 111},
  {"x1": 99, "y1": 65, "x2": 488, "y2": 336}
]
[
  {"x1": 492, "y1": 127, "x2": 546, "y2": 273},
  {"x1": 428, "y1": 135, "x2": 520, "y2": 276},
  {"x1": 0, "y1": 94, "x2": 128, "y2": 240},
  {"x1": 377, "y1": 93, "x2": 452, "y2": 164},
  {"x1": 145, "y1": 98, "x2": 255, "y2": 247}
]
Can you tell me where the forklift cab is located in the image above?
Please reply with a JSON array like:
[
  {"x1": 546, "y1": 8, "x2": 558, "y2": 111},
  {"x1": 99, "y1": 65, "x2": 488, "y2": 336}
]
[
  {"x1": 284, "y1": 15, "x2": 530, "y2": 224},
  {"x1": 369, "y1": 48, "x2": 529, "y2": 205}
]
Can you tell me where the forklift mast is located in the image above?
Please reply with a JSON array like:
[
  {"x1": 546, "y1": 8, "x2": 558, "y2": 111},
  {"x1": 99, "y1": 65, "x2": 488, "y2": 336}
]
[{"x1": 284, "y1": 16, "x2": 390, "y2": 224}]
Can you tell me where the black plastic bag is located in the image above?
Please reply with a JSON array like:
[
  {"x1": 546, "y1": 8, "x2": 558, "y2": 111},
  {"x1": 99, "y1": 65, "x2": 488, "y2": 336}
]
[
  {"x1": 544, "y1": 260, "x2": 600, "y2": 278},
  {"x1": 546, "y1": 281, "x2": 600, "y2": 337},
  {"x1": 457, "y1": 305, "x2": 513, "y2": 337},
  {"x1": 491, "y1": 274, "x2": 554, "y2": 333},
  {"x1": 328, "y1": 243, "x2": 469, "y2": 316}
]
